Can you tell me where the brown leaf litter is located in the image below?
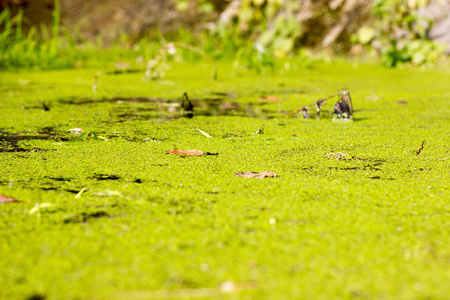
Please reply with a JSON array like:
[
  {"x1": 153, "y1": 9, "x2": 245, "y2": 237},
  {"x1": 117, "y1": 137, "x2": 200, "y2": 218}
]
[
  {"x1": 0, "y1": 195, "x2": 24, "y2": 204},
  {"x1": 234, "y1": 171, "x2": 278, "y2": 178},
  {"x1": 168, "y1": 148, "x2": 204, "y2": 156},
  {"x1": 258, "y1": 95, "x2": 283, "y2": 102}
]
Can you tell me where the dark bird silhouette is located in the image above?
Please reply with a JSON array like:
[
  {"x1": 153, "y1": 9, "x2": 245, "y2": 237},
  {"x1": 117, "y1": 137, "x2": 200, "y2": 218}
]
[
  {"x1": 339, "y1": 89, "x2": 353, "y2": 114},
  {"x1": 333, "y1": 100, "x2": 350, "y2": 114},
  {"x1": 181, "y1": 92, "x2": 194, "y2": 118},
  {"x1": 333, "y1": 89, "x2": 353, "y2": 119}
]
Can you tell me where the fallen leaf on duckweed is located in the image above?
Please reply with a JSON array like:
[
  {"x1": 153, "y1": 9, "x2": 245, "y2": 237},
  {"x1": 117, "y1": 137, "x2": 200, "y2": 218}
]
[
  {"x1": 396, "y1": 100, "x2": 408, "y2": 104},
  {"x1": 0, "y1": 195, "x2": 24, "y2": 204},
  {"x1": 234, "y1": 171, "x2": 278, "y2": 178},
  {"x1": 168, "y1": 148, "x2": 204, "y2": 156},
  {"x1": 324, "y1": 152, "x2": 348, "y2": 161},
  {"x1": 258, "y1": 95, "x2": 283, "y2": 102}
]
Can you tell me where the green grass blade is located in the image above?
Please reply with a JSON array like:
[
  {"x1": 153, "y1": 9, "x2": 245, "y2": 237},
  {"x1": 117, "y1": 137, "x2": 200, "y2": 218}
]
[
  {"x1": 192, "y1": 129, "x2": 212, "y2": 138},
  {"x1": 75, "y1": 187, "x2": 88, "y2": 199}
]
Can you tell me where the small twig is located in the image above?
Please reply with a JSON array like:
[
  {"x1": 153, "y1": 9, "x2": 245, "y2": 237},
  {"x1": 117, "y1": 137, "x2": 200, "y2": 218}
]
[
  {"x1": 284, "y1": 93, "x2": 338, "y2": 117},
  {"x1": 415, "y1": 139, "x2": 425, "y2": 156},
  {"x1": 325, "y1": 93, "x2": 338, "y2": 100},
  {"x1": 284, "y1": 103, "x2": 314, "y2": 116},
  {"x1": 284, "y1": 107, "x2": 301, "y2": 116}
]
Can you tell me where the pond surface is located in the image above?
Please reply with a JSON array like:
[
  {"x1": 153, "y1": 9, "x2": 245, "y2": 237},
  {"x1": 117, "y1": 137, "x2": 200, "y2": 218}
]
[{"x1": 0, "y1": 61, "x2": 449, "y2": 299}]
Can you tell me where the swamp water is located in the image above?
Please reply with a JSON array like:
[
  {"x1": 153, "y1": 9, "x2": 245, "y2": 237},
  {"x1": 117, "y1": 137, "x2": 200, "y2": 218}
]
[{"x1": 0, "y1": 61, "x2": 449, "y2": 299}]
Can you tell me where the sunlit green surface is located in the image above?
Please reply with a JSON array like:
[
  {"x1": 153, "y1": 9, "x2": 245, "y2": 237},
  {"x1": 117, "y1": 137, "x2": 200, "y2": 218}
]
[{"x1": 1, "y1": 61, "x2": 449, "y2": 299}]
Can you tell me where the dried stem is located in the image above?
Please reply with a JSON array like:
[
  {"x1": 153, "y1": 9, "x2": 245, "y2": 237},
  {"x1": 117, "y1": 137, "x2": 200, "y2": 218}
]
[
  {"x1": 415, "y1": 140, "x2": 425, "y2": 156},
  {"x1": 284, "y1": 93, "x2": 338, "y2": 117}
]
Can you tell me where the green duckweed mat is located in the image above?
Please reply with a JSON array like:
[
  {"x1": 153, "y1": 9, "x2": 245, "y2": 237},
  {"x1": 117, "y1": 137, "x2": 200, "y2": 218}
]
[{"x1": 0, "y1": 61, "x2": 449, "y2": 299}]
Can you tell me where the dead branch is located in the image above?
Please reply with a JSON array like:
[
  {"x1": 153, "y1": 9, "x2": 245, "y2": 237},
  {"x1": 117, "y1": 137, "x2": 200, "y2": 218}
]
[
  {"x1": 285, "y1": 93, "x2": 337, "y2": 117},
  {"x1": 415, "y1": 140, "x2": 425, "y2": 156}
]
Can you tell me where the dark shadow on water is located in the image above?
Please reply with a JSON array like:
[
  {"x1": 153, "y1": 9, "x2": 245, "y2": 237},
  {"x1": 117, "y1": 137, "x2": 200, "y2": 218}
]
[
  {"x1": 352, "y1": 117, "x2": 370, "y2": 122},
  {"x1": 45, "y1": 176, "x2": 72, "y2": 182},
  {"x1": 370, "y1": 176, "x2": 395, "y2": 180},
  {"x1": 0, "y1": 132, "x2": 47, "y2": 153},
  {"x1": 55, "y1": 93, "x2": 370, "y2": 123},
  {"x1": 0, "y1": 129, "x2": 66, "y2": 152},
  {"x1": 106, "y1": 69, "x2": 142, "y2": 75},
  {"x1": 59, "y1": 96, "x2": 165, "y2": 105},
  {"x1": 39, "y1": 186, "x2": 79, "y2": 194},
  {"x1": 25, "y1": 294, "x2": 47, "y2": 300},
  {"x1": 92, "y1": 174, "x2": 121, "y2": 180},
  {"x1": 63, "y1": 211, "x2": 110, "y2": 224},
  {"x1": 58, "y1": 96, "x2": 280, "y2": 120}
]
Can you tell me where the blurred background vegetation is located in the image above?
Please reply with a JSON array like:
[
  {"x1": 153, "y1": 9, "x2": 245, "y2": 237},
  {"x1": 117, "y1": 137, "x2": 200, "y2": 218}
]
[{"x1": 1, "y1": 0, "x2": 449, "y2": 71}]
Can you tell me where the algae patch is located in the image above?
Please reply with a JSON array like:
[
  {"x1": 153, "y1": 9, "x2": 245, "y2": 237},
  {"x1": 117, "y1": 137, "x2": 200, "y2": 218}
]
[{"x1": 58, "y1": 96, "x2": 279, "y2": 121}]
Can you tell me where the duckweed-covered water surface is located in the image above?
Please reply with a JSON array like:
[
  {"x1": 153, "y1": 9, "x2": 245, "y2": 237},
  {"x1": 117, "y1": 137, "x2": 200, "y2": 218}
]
[{"x1": 1, "y1": 61, "x2": 449, "y2": 299}]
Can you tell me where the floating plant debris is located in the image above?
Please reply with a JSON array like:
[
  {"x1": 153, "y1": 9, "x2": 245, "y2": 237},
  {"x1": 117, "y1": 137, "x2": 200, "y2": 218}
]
[
  {"x1": 0, "y1": 195, "x2": 24, "y2": 204},
  {"x1": 168, "y1": 149, "x2": 204, "y2": 157},
  {"x1": 234, "y1": 171, "x2": 278, "y2": 178}
]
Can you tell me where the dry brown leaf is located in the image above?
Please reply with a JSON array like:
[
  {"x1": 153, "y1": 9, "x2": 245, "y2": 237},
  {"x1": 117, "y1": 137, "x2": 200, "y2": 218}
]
[
  {"x1": 258, "y1": 95, "x2": 283, "y2": 102},
  {"x1": 168, "y1": 148, "x2": 204, "y2": 156},
  {"x1": 234, "y1": 171, "x2": 278, "y2": 178},
  {"x1": 0, "y1": 195, "x2": 23, "y2": 204},
  {"x1": 324, "y1": 152, "x2": 347, "y2": 161}
]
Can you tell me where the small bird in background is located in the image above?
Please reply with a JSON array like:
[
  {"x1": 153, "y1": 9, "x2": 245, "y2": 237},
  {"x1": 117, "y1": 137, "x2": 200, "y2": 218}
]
[
  {"x1": 339, "y1": 89, "x2": 353, "y2": 114},
  {"x1": 333, "y1": 89, "x2": 353, "y2": 120},
  {"x1": 181, "y1": 92, "x2": 194, "y2": 118}
]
